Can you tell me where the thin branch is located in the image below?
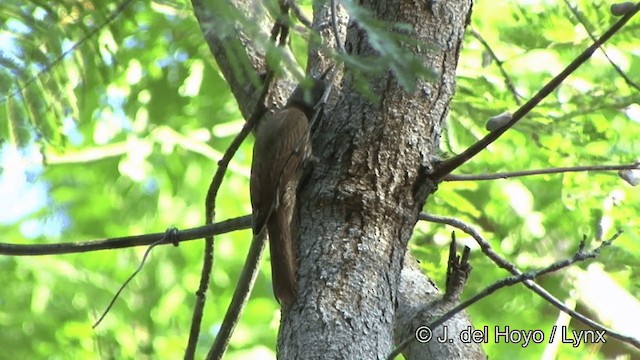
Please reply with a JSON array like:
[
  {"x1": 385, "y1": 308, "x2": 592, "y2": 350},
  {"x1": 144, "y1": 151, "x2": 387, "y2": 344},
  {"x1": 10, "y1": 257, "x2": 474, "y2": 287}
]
[
  {"x1": 388, "y1": 231, "x2": 621, "y2": 359},
  {"x1": 562, "y1": 0, "x2": 640, "y2": 92},
  {"x1": 183, "y1": 70, "x2": 273, "y2": 360},
  {"x1": 420, "y1": 213, "x2": 640, "y2": 349},
  {"x1": 202, "y1": 48, "x2": 335, "y2": 360},
  {"x1": 469, "y1": 28, "x2": 522, "y2": 105},
  {"x1": 189, "y1": 3, "x2": 293, "y2": 359},
  {"x1": 206, "y1": 233, "x2": 268, "y2": 360},
  {"x1": 430, "y1": 4, "x2": 640, "y2": 182},
  {"x1": 206, "y1": 49, "x2": 334, "y2": 360},
  {"x1": 92, "y1": 229, "x2": 177, "y2": 328},
  {"x1": 0, "y1": 0, "x2": 136, "y2": 105},
  {"x1": 444, "y1": 163, "x2": 640, "y2": 181},
  {"x1": 0, "y1": 216, "x2": 251, "y2": 256}
]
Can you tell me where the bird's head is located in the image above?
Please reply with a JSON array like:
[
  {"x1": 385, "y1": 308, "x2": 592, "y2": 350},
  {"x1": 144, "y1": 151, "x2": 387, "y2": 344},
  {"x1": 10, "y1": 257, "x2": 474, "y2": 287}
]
[{"x1": 286, "y1": 78, "x2": 327, "y2": 118}]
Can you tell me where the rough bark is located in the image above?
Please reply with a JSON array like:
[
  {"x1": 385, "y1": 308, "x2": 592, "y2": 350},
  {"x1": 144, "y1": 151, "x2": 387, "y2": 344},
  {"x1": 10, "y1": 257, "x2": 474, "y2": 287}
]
[
  {"x1": 191, "y1": 0, "x2": 485, "y2": 358},
  {"x1": 281, "y1": 1, "x2": 475, "y2": 357}
]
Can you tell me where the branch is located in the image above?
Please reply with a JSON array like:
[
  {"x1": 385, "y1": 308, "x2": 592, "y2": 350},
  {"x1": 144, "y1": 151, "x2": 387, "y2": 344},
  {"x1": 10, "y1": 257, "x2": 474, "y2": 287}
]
[
  {"x1": 469, "y1": 28, "x2": 522, "y2": 105},
  {"x1": 0, "y1": 216, "x2": 251, "y2": 256},
  {"x1": 191, "y1": 0, "x2": 267, "y2": 118},
  {"x1": 187, "y1": 2, "x2": 293, "y2": 359},
  {"x1": 430, "y1": 4, "x2": 640, "y2": 181},
  {"x1": 307, "y1": 0, "x2": 347, "y2": 75},
  {"x1": 389, "y1": 231, "x2": 621, "y2": 358},
  {"x1": 562, "y1": 0, "x2": 640, "y2": 92},
  {"x1": 206, "y1": 233, "x2": 268, "y2": 360},
  {"x1": 421, "y1": 213, "x2": 640, "y2": 349},
  {"x1": 444, "y1": 163, "x2": 640, "y2": 181},
  {"x1": 394, "y1": 254, "x2": 485, "y2": 360},
  {"x1": 92, "y1": 229, "x2": 178, "y2": 328},
  {"x1": 183, "y1": 70, "x2": 272, "y2": 360}
]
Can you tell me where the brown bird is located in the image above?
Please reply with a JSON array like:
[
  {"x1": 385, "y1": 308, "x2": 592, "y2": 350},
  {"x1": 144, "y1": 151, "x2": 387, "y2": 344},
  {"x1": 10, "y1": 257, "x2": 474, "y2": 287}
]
[{"x1": 250, "y1": 79, "x2": 326, "y2": 306}]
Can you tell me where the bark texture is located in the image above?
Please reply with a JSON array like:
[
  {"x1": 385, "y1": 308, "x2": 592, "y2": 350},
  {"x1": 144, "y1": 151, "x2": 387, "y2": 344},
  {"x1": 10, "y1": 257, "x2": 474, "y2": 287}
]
[
  {"x1": 192, "y1": 0, "x2": 485, "y2": 358},
  {"x1": 281, "y1": 1, "x2": 475, "y2": 358}
]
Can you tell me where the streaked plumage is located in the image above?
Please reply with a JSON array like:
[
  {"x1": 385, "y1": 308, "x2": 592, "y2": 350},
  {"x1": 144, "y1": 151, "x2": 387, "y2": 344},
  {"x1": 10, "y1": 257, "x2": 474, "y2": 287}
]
[{"x1": 250, "y1": 80, "x2": 325, "y2": 306}]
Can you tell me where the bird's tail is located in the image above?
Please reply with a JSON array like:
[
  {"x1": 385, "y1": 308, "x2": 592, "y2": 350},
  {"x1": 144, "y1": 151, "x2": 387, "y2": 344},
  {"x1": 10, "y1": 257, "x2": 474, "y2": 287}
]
[{"x1": 267, "y1": 207, "x2": 297, "y2": 306}]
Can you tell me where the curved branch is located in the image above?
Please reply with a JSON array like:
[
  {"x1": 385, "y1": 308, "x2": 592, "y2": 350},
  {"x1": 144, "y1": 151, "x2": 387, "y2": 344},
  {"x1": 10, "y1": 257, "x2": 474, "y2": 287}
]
[
  {"x1": 421, "y1": 213, "x2": 640, "y2": 349},
  {"x1": 391, "y1": 226, "x2": 623, "y2": 358}
]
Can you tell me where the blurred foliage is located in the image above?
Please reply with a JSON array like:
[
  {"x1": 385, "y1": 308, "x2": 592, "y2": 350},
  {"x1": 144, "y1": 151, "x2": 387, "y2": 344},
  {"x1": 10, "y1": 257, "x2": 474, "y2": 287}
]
[{"x1": 0, "y1": 0, "x2": 639, "y2": 359}]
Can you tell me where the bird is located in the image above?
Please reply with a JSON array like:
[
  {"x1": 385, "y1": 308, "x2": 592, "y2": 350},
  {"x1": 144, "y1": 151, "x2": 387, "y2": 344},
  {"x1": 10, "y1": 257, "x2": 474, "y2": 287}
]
[{"x1": 250, "y1": 79, "x2": 326, "y2": 306}]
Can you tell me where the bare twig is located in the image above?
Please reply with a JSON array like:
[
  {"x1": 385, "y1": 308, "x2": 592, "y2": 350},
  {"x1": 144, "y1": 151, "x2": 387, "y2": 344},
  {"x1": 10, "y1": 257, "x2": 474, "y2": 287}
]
[
  {"x1": 444, "y1": 163, "x2": 640, "y2": 181},
  {"x1": 562, "y1": 0, "x2": 640, "y2": 92},
  {"x1": 190, "y1": 2, "x2": 293, "y2": 359},
  {"x1": 92, "y1": 229, "x2": 178, "y2": 328},
  {"x1": 430, "y1": 5, "x2": 640, "y2": 181},
  {"x1": 470, "y1": 28, "x2": 522, "y2": 104},
  {"x1": 185, "y1": 83, "x2": 270, "y2": 359},
  {"x1": 184, "y1": 68, "x2": 273, "y2": 360},
  {"x1": 421, "y1": 213, "x2": 640, "y2": 349}
]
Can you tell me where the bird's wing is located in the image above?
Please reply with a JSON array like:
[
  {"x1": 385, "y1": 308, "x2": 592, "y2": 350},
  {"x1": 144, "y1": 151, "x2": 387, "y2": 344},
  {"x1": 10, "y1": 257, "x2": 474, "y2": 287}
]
[{"x1": 250, "y1": 107, "x2": 310, "y2": 236}]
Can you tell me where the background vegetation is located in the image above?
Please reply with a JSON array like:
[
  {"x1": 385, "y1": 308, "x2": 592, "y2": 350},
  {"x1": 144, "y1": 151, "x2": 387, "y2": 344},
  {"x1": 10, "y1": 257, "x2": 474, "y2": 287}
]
[{"x1": 0, "y1": 0, "x2": 638, "y2": 359}]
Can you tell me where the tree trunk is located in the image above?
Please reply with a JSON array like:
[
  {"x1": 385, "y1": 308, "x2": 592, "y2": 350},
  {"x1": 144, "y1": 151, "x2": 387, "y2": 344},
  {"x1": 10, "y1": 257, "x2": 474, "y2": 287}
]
[
  {"x1": 192, "y1": 0, "x2": 485, "y2": 358},
  {"x1": 281, "y1": 1, "x2": 475, "y2": 357}
]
